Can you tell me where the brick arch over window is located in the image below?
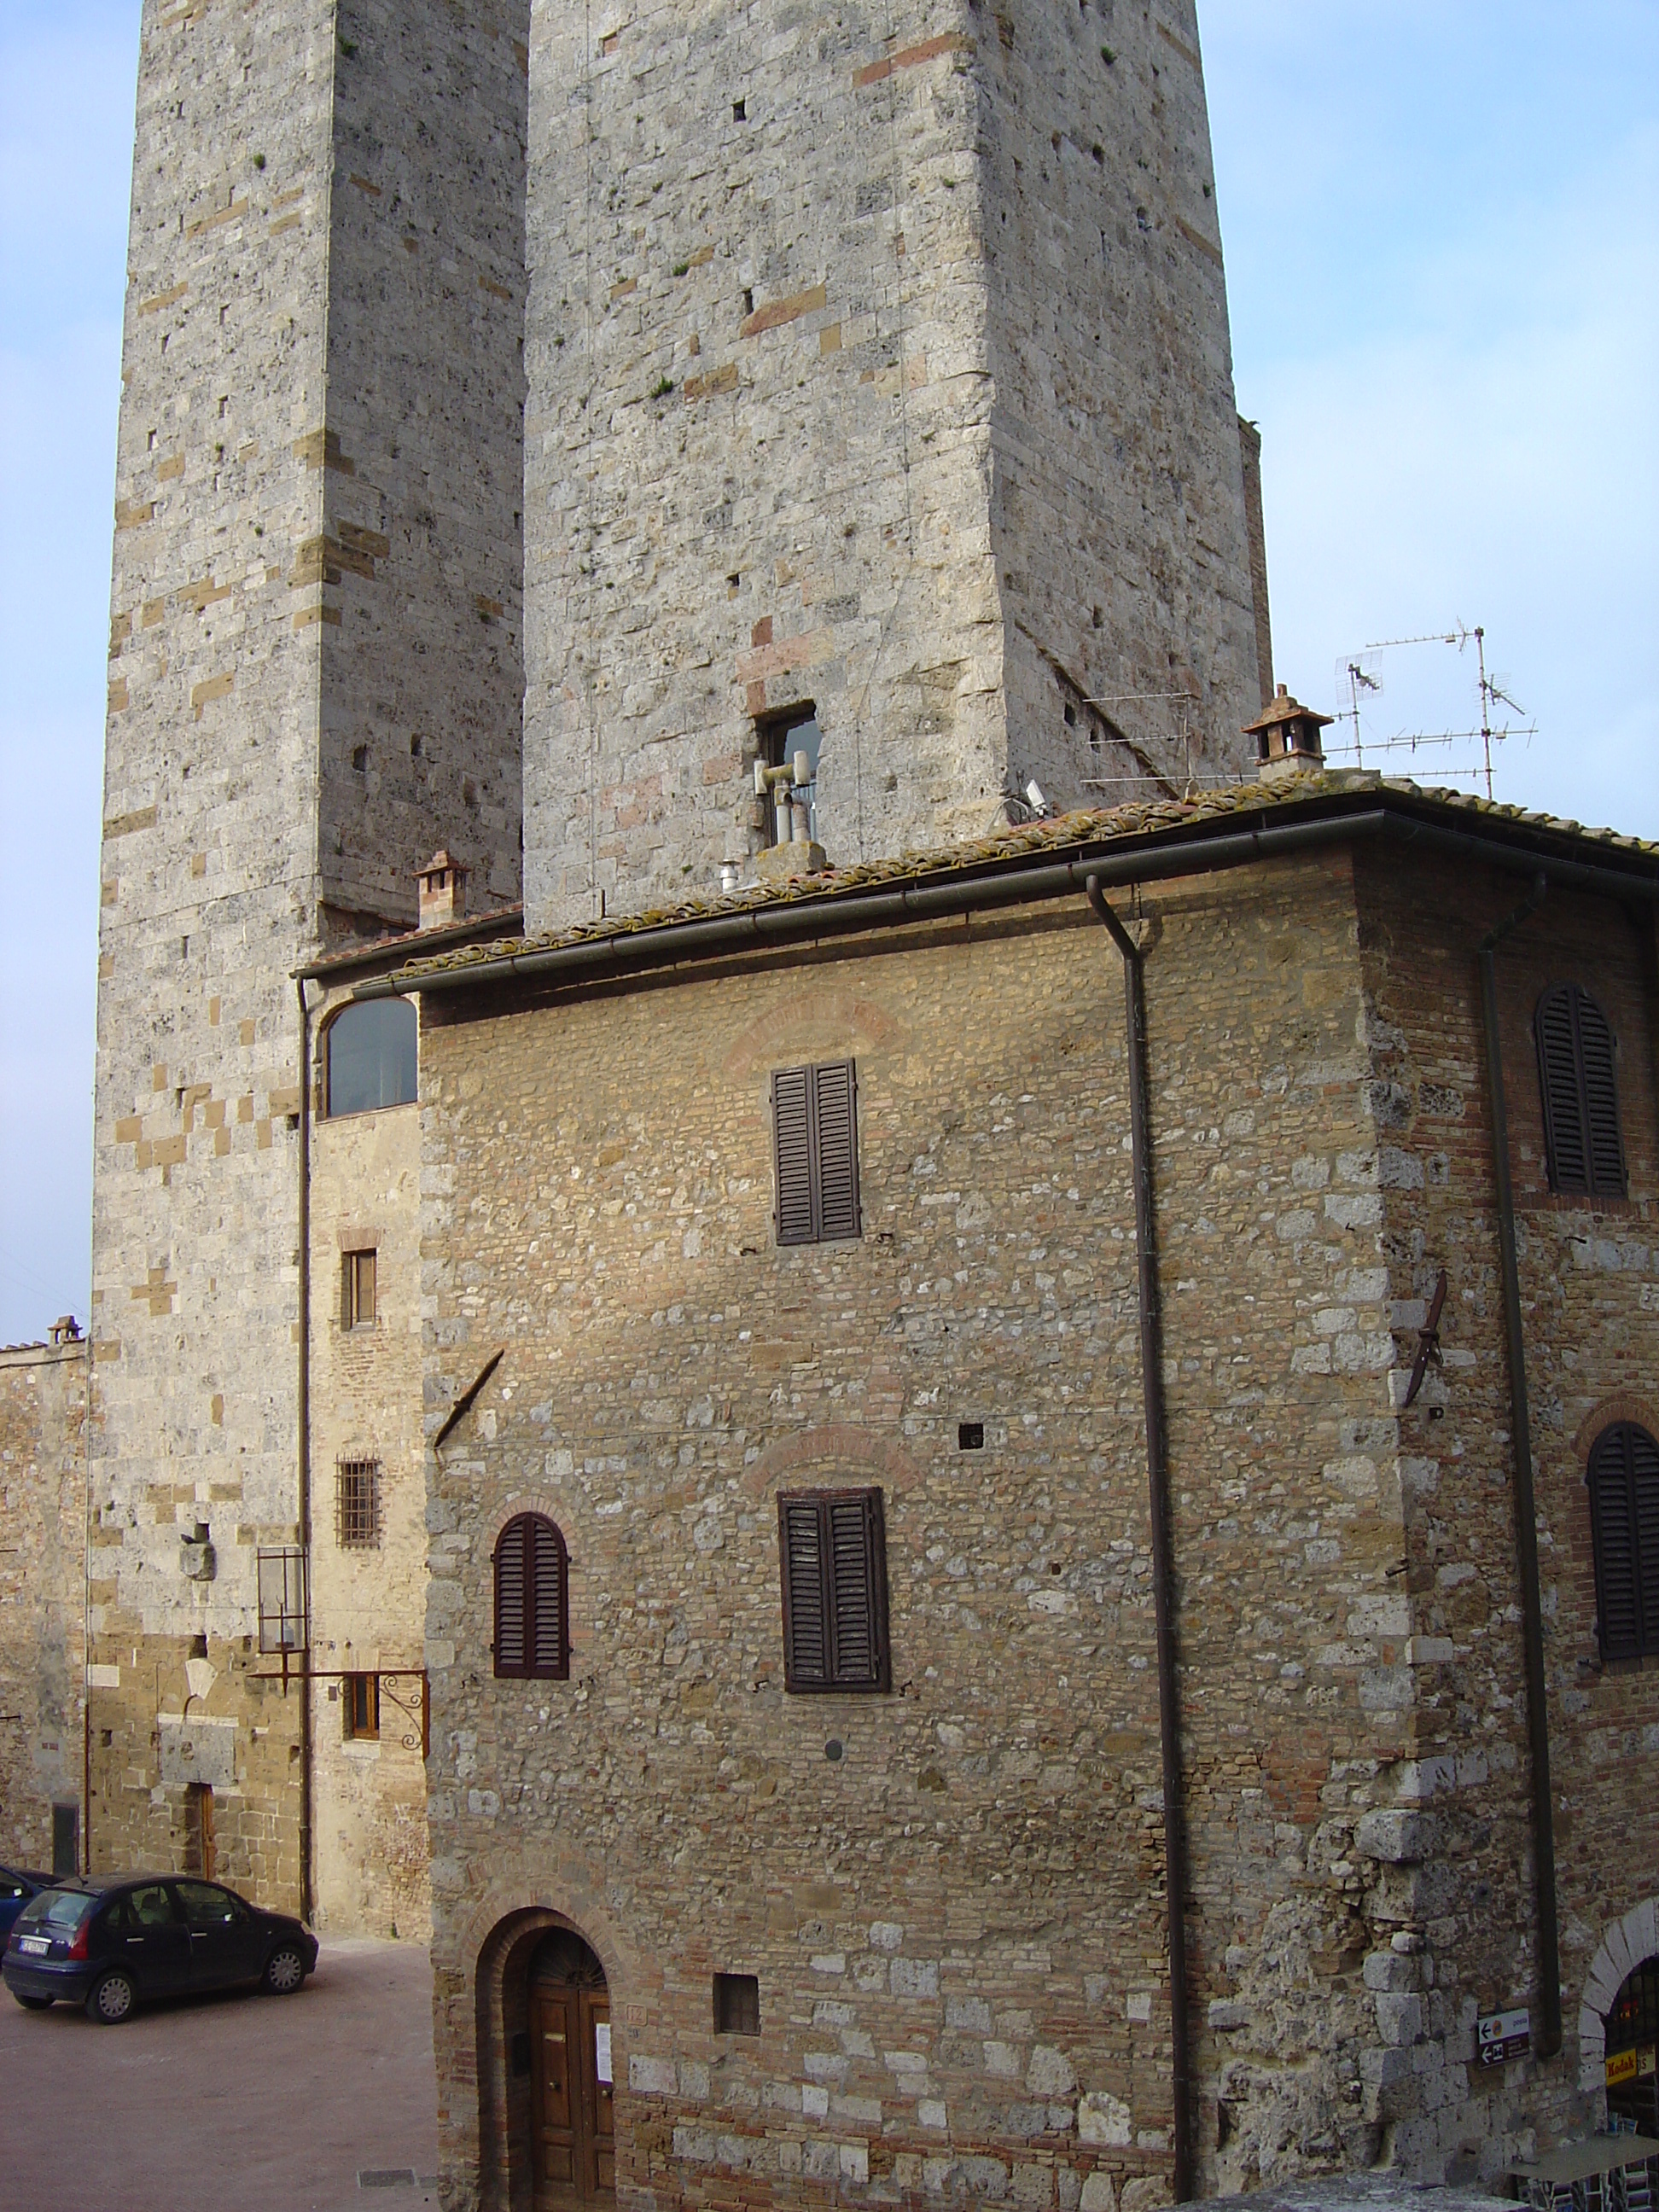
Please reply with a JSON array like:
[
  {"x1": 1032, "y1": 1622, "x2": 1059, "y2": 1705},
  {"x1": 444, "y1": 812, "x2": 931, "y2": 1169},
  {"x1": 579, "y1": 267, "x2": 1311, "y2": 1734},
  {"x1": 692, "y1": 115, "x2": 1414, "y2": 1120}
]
[
  {"x1": 738, "y1": 1422, "x2": 922, "y2": 1504},
  {"x1": 1577, "y1": 1895, "x2": 1659, "y2": 2090}
]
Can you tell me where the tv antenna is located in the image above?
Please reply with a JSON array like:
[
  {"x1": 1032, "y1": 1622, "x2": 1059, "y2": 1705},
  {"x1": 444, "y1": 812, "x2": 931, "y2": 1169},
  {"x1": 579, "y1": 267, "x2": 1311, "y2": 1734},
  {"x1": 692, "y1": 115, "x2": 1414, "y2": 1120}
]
[{"x1": 1332, "y1": 625, "x2": 1534, "y2": 800}]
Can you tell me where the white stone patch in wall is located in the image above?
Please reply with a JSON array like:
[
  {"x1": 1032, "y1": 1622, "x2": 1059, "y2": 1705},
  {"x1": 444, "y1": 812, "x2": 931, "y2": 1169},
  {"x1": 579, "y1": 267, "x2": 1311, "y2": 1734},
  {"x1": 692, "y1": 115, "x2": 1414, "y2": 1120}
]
[
  {"x1": 1126, "y1": 1994, "x2": 1152, "y2": 2023},
  {"x1": 631, "y1": 2055, "x2": 677, "y2": 2095},
  {"x1": 868, "y1": 1920, "x2": 904, "y2": 1953},
  {"x1": 802, "y1": 2084, "x2": 830, "y2": 2119},
  {"x1": 1077, "y1": 2090, "x2": 1132, "y2": 2146},
  {"x1": 918, "y1": 2100, "x2": 947, "y2": 2130},
  {"x1": 983, "y1": 2041, "x2": 1022, "y2": 2077},
  {"x1": 87, "y1": 1663, "x2": 120, "y2": 1689},
  {"x1": 184, "y1": 1656, "x2": 217, "y2": 1700},
  {"x1": 1079, "y1": 2177, "x2": 1118, "y2": 2212},
  {"x1": 158, "y1": 1714, "x2": 236, "y2": 1787},
  {"x1": 811, "y1": 1953, "x2": 846, "y2": 1976},
  {"x1": 1026, "y1": 2046, "x2": 1076, "y2": 2095}
]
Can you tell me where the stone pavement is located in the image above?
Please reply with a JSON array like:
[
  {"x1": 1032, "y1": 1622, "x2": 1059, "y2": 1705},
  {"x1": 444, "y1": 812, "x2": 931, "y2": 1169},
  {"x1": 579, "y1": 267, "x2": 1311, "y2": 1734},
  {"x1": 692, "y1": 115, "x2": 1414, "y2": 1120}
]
[{"x1": 0, "y1": 1936, "x2": 437, "y2": 2212}]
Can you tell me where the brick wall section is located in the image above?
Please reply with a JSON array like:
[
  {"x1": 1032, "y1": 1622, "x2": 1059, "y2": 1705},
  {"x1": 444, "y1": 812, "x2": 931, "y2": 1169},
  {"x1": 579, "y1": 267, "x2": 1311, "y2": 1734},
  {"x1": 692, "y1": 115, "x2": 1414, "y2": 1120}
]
[
  {"x1": 521, "y1": 0, "x2": 1262, "y2": 933},
  {"x1": 0, "y1": 1341, "x2": 88, "y2": 1869},
  {"x1": 307, "y1": 1016, "x2": 430, "y2": 1940},
  {"x1": 90, "y1": 0, "x2": 527, "y2": 1906},
  {"x1": 416, "y1": 851, "x2": 1491, "y2": 2209}
]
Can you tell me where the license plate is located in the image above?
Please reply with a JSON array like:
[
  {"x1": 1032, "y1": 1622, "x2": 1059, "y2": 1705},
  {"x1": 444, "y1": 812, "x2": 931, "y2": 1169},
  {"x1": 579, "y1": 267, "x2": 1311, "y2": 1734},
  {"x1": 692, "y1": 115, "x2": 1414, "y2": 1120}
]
[{"x1": 18, "y1": 1936, "x2": 49, "y2": 1955}]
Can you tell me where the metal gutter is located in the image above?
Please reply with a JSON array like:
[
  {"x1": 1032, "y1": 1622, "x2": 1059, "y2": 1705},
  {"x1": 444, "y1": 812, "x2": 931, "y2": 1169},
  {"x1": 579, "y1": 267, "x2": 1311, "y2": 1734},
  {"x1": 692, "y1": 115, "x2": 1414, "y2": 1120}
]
[
  {"x1": 1476, "y1": 875, "x2": 1562, "y2": 2058},
  {"x1": 1085, "y1": 877, "x2": 1191, "y2": 2201},
  {"x1": 294, "y1": 977, "x2": 315, "y2": 1924},
  {"x1": 354, "y1": 802, "x2": 1659, "y2": 1005}
]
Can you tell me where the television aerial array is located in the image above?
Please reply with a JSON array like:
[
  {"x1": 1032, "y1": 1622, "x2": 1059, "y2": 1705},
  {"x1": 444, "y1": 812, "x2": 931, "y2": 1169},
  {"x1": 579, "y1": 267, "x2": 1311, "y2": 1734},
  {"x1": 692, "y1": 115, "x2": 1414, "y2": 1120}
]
[{"x1": 1330, "y1": 624, "x2": 1535, "y2": 800}]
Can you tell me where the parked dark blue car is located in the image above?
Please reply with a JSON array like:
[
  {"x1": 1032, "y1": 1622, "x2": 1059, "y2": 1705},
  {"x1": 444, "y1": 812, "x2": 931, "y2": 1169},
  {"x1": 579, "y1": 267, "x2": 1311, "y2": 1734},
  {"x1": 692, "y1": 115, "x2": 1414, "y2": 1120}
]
[
  {"x1": 0, "y1": 1868, "x2": 55, "y2": 1941},
  {"x1": 3, "y1": 1873, "x2": 317, "y2": 2023}
]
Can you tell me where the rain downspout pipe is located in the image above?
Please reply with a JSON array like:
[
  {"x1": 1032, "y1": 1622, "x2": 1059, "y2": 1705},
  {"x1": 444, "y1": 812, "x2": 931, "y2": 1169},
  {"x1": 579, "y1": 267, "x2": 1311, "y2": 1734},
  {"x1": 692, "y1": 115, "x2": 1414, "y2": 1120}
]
[
  {"x1": 1476, "y1": 873, "x2": 1561, "y2": 2057},
  {"x1": 1085, "y1": 876, "x2": 1191, "y2": 2202},
  {"x1": 295, "y1": 977, "x2": 315, "y2": 1925}
]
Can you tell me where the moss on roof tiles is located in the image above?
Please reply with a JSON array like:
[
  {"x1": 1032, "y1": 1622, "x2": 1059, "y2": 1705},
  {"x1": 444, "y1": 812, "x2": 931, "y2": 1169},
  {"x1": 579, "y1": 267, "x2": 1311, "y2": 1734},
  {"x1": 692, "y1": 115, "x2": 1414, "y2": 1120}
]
[{"x1": 390, "y1": 771, "x2": 1659, "y2": 986}]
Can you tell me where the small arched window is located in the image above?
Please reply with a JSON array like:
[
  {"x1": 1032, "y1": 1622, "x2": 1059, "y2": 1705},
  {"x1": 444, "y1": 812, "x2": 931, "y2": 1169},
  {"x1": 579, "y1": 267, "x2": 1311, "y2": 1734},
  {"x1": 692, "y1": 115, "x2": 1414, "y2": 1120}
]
[
  {"x1": 326, "y1": 998, "x2": 417, "y2": 1117},
  {"x1": 1534, "y1": 983, "x2": 1625, "y2": 1196},
  {"x1": 493, "y1": 1513, "x2": 569, "y2": 1680},
  {"x1": 1587, "y1": 1422, "x2": 1659, "y2": 1661}
]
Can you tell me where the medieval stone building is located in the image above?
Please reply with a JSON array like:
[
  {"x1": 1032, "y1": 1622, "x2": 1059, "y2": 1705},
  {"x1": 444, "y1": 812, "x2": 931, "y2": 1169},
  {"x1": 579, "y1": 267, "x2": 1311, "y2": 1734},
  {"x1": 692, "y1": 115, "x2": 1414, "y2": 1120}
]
[{"x1": 0, "y1": 0, "x2": 1651, "y2": 2208}]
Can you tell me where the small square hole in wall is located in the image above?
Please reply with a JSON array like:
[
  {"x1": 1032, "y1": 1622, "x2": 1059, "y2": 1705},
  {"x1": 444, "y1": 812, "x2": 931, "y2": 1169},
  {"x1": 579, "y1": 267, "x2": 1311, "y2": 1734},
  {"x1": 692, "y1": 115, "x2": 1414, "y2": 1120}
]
[
  {"x1": 958, "y1": 1422, "x2": 985, "y2": 1451},
  {"x1": 352, "y1": 744, "x2": 369, "y2": 773},
  {"x1": 714, "y1": 1972, "x2": 760, "y2": 2035},
  {"x1": 732, "y1": 97, "x2": 746, "y2": 120}
]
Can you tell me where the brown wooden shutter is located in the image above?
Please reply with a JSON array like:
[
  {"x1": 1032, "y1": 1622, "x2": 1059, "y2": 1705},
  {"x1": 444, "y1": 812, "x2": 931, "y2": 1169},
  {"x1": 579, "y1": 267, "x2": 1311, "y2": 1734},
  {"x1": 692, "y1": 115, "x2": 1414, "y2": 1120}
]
[
  {"x1": 1576, "y1": 992, "x2": 1626, "y2": 1195},
  {"x1": 495, "y1": 1517, "x2": 529, "y2": 1677},
  {"x1": 779, "y1": 1496, "x2": 830, "y2": 1687},
  {"x1": 1633, "y1": 1424, "x2": 1659, "y2": 1656},
  {"x1": 812, "y1": 1062, "x2": 860, "y2": 1241},
  {"x1": 1536, "y1": 983, "x2": 1625, "y2": 1197},
  {"x1": 773, "y1": 1068, "x2": 816, "y2": 1246},
  {"x1": 531, "y1": 1516, "x2": 569, "y2": 1679},
  {"x1": 1589, "y1": 1423, "x2": 1659, "y2": 1661},
  {"x1": 777, "y1": 1488, "x2": 889, "y2": 1691}
]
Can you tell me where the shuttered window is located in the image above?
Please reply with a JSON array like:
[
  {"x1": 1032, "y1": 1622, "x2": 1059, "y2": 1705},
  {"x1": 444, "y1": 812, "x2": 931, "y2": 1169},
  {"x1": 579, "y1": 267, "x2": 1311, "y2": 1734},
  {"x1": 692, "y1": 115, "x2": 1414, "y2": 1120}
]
[
  {"x1": 493, "y1": 1513, "x2": 570, "y2": 1680},
  {"x1": 777, "y1": 1488, "x2": 890, "y2": 1692},
  {"x1": 1587, "y1": 1423, "x2": 1659, "y2": 1662},
  {"x1": 1535, "y1": 984, "x2": 1626, "y2": 1197},
  {"x1": 772, "y1": 1061, "x2": 861, "y2": 1246}
]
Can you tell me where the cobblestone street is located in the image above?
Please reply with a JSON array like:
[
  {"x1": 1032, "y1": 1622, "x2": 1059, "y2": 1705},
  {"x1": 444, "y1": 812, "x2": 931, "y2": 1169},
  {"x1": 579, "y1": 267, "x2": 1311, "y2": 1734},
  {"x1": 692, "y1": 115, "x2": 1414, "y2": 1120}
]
[{"x1": 0, "y1": 1936, "x2": 436, "y2": 2212}]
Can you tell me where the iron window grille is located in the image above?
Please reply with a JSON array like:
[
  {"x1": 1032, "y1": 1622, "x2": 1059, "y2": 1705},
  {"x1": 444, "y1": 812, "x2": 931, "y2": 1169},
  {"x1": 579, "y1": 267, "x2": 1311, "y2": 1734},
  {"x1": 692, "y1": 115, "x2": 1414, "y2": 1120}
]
[
  {"x1": 771, "y1": 1059, "x2": 860, "y2": 1246},
  {"x1": 1535, "y1": 982, "x2": 1627, "y2": 1197},
  {"x1": 256, "y1": 1546, "x2": 309, "y2": 1655},
  {"x1": 1587, "y1": 1422, "x2": 1659, "y2": 1662},
  {"x1": 493, "y1": 1513, "x2": 570, "y2": 1680},
  {"x1": 777, "y1": 1487, "x2": 890, "y2": 1692},
  {"x1": 335, "y1": 1459, "x2": 381, "y2": 1549},
  {"x1": 341, "y1": 1249, "x2": 377, "y2": 1329}
]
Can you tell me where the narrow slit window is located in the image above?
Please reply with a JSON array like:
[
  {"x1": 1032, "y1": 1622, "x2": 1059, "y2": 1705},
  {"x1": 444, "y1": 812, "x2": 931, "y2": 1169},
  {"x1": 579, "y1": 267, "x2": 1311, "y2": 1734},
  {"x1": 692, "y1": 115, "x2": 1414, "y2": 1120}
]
[
  {"x1": 777, "y1": 1487, "x2": 890, "y2": 1692},
  {"x1": 342, "y1": 1672, "x2": 380, "y2": 1741},
  {"x1": 1587, "y1": 1422, "x2": 1659, "y2": 1662},
  {"x1": 493, "y1": 1512, "x2": 570, "y2": 1680},
  {"x1": 1535, "y1": 982, "x2": 1626, "y2": 1197},
  {"x1": 342, "y1": 1249, "x2": 377, "y2": 1329},
  {"x1": 335, "y1": 1460, "x2": 381, "y2": 1549},
  {"x1": 772, "y1": 1059, "x2": 860, "y2": 1247}
]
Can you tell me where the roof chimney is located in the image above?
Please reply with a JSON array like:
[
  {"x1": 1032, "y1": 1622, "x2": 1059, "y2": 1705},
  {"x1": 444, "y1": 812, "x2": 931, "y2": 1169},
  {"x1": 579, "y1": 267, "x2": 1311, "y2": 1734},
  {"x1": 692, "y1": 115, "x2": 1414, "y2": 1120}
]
[
  {"x1": 417, "y1": 850, "x2": 467, "y2": 931},
  {"x1": 1243, "y1": 684, "x2": 1333, "y2": 783},
  {"x1": 49, "y1": 1315, "x2": 81, "y2": 1346}
]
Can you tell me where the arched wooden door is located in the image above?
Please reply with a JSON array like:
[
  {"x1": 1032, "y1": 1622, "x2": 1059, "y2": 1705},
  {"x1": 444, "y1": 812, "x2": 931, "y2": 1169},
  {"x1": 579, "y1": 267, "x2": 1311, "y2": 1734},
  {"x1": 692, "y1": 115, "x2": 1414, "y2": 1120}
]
[{"x1": 529, "y1": 1929, "x2": 614, "y2": 2207}]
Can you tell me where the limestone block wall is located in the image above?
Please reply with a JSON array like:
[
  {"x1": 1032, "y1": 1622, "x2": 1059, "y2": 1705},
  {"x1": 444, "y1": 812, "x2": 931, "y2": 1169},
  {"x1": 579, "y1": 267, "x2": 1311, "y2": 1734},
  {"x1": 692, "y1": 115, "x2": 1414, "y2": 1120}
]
[
  {"x1": 90, "y1": 0, "x2": 527, "y2": 1906},
  {"x1": 416, "y1": 853, "x2": 1460, "y2": 2210},
  {"x1": 307, "y1": 1016, "x2": 430, "y2": 1940},
  {"x1": 521, "y1": 0, "x2": 1262, "y2": 934},
  {"x1": 0, "y1": 1339, "x2": 88, "y2": 1870},
  {"x1": 979, "y1": 1, "x2": 1262, "y2": 799}
]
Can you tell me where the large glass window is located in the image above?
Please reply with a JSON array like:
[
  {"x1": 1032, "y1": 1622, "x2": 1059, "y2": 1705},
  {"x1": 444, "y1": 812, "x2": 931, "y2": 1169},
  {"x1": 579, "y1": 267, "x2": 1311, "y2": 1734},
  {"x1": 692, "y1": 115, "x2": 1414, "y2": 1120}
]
[{"x1": 326, "y1": 998, "x2": 417, "y2": 1117}]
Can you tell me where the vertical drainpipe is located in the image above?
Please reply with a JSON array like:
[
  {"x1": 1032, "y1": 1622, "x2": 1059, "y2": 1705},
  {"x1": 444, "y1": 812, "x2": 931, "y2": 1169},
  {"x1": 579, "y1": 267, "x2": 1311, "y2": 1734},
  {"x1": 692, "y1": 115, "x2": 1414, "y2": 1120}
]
[
  {"x1": 1476, "y1": 874, "x2": 1562, "y2": 2057},
  {"x1": 296, "y1": 977, "x2": 315, "y2": 1924},
  {"x1": 83, "y1": 1333, "x2": 94, "y2": 1874},
  {"x1": 1086, "y1": 877, "x2": 1192, "y2": 2200}
]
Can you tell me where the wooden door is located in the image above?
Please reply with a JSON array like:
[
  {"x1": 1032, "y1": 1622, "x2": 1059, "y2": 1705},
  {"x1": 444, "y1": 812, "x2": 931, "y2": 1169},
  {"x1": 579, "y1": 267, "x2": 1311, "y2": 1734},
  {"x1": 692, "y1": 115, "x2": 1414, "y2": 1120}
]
[{"x1": 532, "y1": 1983, "x2": 614, "y2": 2205}]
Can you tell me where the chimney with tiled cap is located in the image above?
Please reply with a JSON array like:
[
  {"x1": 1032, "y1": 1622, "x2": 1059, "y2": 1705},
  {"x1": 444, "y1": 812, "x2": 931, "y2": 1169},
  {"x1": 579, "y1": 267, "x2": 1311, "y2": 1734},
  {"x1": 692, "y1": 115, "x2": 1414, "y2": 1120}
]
[
  {"x1": 1243, "y1": 685, "x2": 1333, "y2": 783},
  {"x1": 417, "y1": 850, "x2": 468, "y2": 931}
]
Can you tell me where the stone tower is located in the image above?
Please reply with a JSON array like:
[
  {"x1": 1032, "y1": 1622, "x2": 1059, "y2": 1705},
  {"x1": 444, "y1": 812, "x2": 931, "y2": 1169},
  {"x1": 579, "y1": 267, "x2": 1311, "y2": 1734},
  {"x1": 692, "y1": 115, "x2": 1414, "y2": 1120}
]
[
  {"x1": 521, "y1": 0, "x2": 1266, "y2": 930},
  {"x1": 90, "y1": 0, "x2": 527, "y2": 1904}
]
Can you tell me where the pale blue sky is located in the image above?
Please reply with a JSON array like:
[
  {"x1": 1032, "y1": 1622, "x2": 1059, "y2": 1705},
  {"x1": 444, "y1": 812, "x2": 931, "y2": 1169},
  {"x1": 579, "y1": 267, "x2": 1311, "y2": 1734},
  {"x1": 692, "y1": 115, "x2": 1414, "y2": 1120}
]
[{"x1": 1, "y1": 1, "x2": 1655, "y2": 1344}]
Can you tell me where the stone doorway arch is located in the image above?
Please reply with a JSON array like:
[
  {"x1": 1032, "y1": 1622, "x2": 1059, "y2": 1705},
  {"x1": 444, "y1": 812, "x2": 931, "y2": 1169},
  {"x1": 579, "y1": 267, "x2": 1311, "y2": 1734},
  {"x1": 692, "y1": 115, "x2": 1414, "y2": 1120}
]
[
  {"x1": 1577, "y1": 1894, "x2": 1659, "y2": 2104},
  {"x1": 474, "y1": 1908, "x2": 615, "y2": 2212}
]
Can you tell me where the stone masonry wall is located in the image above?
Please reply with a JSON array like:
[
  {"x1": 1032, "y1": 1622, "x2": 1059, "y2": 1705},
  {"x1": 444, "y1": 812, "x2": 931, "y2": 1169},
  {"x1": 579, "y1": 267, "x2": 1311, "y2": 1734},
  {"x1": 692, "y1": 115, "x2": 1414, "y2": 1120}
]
[
  {"x1": 521, "y1": 0, "x2": 1261, "y2": 934},
  {"x1": 418, "y1": 849, "x2": 1461, "y2": 2210},
  {"x1": 90, "y1": 0, "x2": 527, "y2": 1906},
  {"x1": 308, "y1": 1005, "x2": 430, "y2": 1940},
  {"x1": 980, "y1": 1, "x2": 1262, "y2": 798},
  {"x1": 0, "y1": 1340, "x2": 88, "y2": 1870}
]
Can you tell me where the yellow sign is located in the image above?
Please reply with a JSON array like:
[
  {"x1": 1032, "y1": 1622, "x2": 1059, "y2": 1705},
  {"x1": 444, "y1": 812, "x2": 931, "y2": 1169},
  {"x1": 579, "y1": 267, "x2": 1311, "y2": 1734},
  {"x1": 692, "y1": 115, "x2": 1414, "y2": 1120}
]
[{"x1": 1607, "y1": 2045, "x2": 1656, "y2": 2087}]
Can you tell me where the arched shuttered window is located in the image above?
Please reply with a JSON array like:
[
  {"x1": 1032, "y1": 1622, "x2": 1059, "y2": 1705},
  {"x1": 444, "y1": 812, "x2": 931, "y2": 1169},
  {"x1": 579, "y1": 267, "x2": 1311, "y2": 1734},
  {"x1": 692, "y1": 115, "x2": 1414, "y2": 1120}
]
[
  {"x1": 493, "y1": 1513, "x2": 569, "y2": 1680},
  {"x1": 326, "y1": 998, "x2": 417, "y2": 1117},
  {"x1": 1587, "y1": 1422, "x2": 1659, "y2": 1662},
  {"x1": 1534, "y1": 984, "x2": 1626, "y2": 1196}
]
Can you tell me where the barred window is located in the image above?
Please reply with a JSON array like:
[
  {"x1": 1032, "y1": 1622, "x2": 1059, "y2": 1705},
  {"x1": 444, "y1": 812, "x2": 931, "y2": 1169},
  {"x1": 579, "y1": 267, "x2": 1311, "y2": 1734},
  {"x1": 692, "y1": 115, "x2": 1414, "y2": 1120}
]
[
  {"x1": 1535, "y1": 982, "x2": 1626, "y2": 1197},
  {"x1": 493, "y1": 1513, "x2": 570, "y2": 1681},
  {"x1": 335, "y1": 1460, "x2": 381, "y2": 1549},
  {"x1": 256, "y1": 1546, "x2": 308, "y2": 1655}
]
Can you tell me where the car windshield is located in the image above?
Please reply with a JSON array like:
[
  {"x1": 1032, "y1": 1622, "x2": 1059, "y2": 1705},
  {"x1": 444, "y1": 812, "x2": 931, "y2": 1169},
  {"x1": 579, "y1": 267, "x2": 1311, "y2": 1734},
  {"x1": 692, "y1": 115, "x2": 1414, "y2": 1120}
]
[{"x1": 17, "y1": 1889, "x2": 93, "y2": 1930}]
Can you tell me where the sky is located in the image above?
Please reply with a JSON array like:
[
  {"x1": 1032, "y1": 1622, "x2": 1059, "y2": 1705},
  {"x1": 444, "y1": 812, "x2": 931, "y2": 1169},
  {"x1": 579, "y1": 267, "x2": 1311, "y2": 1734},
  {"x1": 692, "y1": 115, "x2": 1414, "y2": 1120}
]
[{"x1": 0, "y1": 1, "x2": 1655, "y2": 1347}]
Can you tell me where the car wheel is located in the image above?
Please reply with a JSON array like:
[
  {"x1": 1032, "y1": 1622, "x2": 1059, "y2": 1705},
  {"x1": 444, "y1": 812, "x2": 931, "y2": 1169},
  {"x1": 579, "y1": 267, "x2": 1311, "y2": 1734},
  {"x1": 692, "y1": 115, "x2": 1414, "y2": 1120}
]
[
  {"x1": 263, "y1": 1944, "x2": 306, "y2": 1995},
  {"x1": 86, "y1": 1970, "x2": 136, "y2": 2025},
  {"x1": 11, "y1": 1991, "x2": 53, "y2": 2011}
]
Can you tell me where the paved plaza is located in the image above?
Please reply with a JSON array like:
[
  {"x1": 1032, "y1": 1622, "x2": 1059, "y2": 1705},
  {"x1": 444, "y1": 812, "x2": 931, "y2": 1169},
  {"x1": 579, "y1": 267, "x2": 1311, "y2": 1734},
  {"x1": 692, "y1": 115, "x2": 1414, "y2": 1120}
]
[{"x1": 0, "y1": 1935, "x2": 437, "y2": 2212}]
